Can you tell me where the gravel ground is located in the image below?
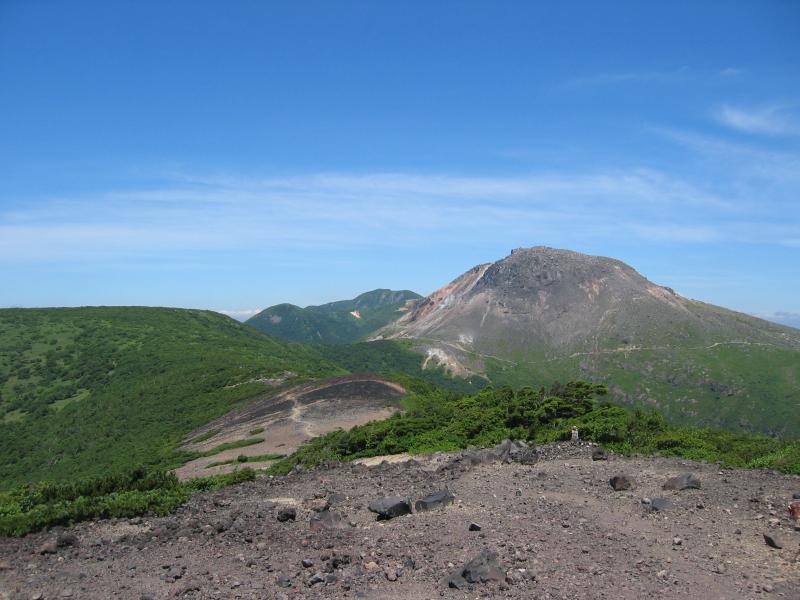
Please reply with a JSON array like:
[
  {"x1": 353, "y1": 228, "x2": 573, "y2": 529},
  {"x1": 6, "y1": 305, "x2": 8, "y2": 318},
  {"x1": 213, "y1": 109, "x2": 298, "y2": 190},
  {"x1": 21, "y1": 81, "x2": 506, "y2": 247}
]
[{"x1": 2, "y1": 443, "x2": 799, "y2": 600}]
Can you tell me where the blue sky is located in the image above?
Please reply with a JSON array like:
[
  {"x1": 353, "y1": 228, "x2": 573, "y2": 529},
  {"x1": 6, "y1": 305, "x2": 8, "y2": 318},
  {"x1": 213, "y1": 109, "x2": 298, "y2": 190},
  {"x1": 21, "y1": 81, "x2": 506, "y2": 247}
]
[{"x1": 1, "y1": 1, "x2": 799, "y2": 326}]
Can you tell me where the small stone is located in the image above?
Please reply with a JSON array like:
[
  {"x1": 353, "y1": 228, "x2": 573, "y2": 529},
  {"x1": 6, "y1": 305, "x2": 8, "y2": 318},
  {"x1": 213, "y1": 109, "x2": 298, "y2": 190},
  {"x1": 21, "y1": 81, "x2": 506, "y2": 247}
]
[
  {"x1": 276, "y1": 573, "x2": 292, "y2": 588},
  {"x1": 763, "y1": 533, "x2": 782, "y2": 549},
  {"x1": 672, "y1": 537, "x2": 682, "y2": 546},
  {"x1": 38, "y1": 541, "x2": 58, "y2": 555},
  {"x1": 307, "y1": 572, "x2": 325, "y2": 586},
  {"x1": 385, "y1": 568, "x2": 398, "y2": 581},
  {"x1": 469, "y1": 522, "x2": 482, "y2": 531},
  {"x1": 301, "y1": 558, "x2": 314, "y2": 568},
  {"x1": 762, "y1": 584, "x2": 774, "y2": 593},
  {"x1": 609, "y1": 475, "x2": 633, "y2": 491},
  {"x1": 56, "y1": 532, "x2": 78, "y2": 548},
  {"x1": 713, "y1": 563, "x2": 727, "y2": 574},
  {"x1": 663, "y1": 473, "x2": 701, "y2": 491},
  {"x1": 276, "y1": 507, "x2": 296, "y2": 522},
  {"x1": 656, "y1": 570, "x2": 668, "y2": 580}
]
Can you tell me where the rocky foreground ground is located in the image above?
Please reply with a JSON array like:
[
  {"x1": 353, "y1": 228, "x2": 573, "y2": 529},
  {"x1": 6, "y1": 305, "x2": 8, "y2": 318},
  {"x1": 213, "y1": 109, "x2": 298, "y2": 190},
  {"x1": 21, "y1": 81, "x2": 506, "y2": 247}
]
[{"x1": 2, "y1": 443, "x2": 799, "y2": 600}]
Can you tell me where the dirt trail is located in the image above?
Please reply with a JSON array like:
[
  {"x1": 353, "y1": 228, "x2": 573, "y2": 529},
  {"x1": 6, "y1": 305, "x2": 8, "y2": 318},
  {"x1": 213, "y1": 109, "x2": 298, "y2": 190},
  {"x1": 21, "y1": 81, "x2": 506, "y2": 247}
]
[{"x1": 175, "y1": 375, "x2": 406, "y2": 480}]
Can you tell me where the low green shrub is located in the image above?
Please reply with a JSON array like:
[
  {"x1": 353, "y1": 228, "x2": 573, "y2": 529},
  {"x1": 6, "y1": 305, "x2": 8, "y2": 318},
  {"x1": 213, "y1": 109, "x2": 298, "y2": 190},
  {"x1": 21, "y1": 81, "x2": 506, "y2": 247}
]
[
  {"x1": 269, "y1": 381, "x2": 800, "y2": 476},
  {"x1": 0, "y1": 467, "x2": 256, "y2": 536}
]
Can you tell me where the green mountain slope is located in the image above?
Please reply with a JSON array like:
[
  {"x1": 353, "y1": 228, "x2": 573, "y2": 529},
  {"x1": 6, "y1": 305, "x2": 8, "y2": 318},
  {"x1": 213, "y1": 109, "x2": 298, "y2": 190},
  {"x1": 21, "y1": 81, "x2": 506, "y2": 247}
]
[
  {"x1": 246, "y1": 289, "x2": 420, "y2": 344},
  {"x1": 0, "y1": 307, "x2": 342, "y2": 489}
]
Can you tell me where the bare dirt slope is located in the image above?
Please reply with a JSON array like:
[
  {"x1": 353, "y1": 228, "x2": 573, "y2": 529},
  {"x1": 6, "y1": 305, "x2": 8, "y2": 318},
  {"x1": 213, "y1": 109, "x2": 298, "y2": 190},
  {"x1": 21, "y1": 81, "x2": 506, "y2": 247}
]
[
  {"x1": 2, "y1": 444, "x2": 798, "y2": 600},
  {"x1": 176, "y1": 376, "x2": 406, "y2": 479}
]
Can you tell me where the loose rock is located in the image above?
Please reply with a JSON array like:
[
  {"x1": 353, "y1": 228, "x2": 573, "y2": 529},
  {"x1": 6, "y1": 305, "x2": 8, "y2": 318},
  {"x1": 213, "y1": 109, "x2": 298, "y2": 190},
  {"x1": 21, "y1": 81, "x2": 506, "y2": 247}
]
[
  {"x1": 368, "y1": 496, "x2": 412, "y2": 520},
  {"x1": 663, "y1": 473, "x2": 701, "y2": 491},
  {"x1": 609, "y1": 475, "x2": 634, "y2": 491},
  {"x1": 276, "y1": 507, "x2": 296, "y2": 522},
  {"x1": 415, "y1": 489, "x2": 455, "y2": 512}
]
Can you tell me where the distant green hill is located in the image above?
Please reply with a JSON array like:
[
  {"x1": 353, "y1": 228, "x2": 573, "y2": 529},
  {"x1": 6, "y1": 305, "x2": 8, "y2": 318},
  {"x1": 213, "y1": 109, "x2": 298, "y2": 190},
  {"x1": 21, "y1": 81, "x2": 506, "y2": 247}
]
[
  {"x1": 0, "y1": 307, "x2": 342, "y2": 489},
  {"x1": 246, "y1": 289, "x2": 420, "y2": 344}
]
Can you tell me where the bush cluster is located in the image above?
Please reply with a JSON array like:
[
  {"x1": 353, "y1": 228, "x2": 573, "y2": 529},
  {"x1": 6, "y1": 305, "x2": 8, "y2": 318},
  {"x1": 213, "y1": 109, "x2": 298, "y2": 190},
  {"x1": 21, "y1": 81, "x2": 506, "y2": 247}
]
[
  {"x1": 0, "y1": 466, "x2": 255, "y2": 536},
  {"x1": 269, "y1": 381, "x2": 800, "y2": 475}
]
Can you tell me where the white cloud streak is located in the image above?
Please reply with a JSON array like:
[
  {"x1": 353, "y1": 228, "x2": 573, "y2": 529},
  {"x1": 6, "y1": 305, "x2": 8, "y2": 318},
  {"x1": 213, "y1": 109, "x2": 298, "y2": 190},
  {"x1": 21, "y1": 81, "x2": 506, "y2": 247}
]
[
  {"x1": 714, "y1": 104, "x2": 800, "y2": 136},
  {"x1": 0, "y1": 165, "x2": 796, "y2": 264}
]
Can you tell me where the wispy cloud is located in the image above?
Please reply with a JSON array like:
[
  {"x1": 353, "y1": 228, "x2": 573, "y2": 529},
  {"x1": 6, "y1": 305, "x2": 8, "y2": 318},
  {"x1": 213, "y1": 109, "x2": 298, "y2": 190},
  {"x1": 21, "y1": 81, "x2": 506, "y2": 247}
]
[
  {"x1": 718, "y1": 67, "x2": 745, "y2": 78},
  {"x1": 0, "y1": 165, "x2": 795, "y2": 264},
  {"x1": 714, "y1": 103, "x2": 800, "y2": 136},
  {"x1": 652, "y1": 126, "x2": 800, "y2": 187},
  {"x1": 752, "y1": 311, "x2": 800, "y2": 329}
]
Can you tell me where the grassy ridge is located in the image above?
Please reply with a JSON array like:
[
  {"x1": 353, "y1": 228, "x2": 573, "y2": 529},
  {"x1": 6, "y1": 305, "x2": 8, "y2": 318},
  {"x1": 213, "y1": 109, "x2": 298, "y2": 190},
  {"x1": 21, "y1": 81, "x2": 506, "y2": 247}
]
[
  {"x1": 246, "y1": 289, "x2": 420, "y2": 344},
  {"x1": 0, "y1": 307, "x2": 342, "y2": 489}
]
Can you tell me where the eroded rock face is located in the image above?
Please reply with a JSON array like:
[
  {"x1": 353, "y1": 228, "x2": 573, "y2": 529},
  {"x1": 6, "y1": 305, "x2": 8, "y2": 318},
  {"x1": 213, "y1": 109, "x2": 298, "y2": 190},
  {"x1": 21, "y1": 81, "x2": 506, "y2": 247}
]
[{"x1": 663, "y1": 473, "x2": 701, "y2": 491}]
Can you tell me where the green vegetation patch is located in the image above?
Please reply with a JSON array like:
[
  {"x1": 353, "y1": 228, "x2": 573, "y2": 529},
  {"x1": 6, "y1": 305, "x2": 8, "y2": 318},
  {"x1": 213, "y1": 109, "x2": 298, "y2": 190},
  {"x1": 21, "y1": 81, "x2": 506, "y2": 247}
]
[
  {"x1": 0, "y1": 466, "x2": 256, "y2": 537},
  {"x1": 206, "y1": 453, "x2": 285, "y2": 468},
  {"x1": 0, "y1": 307, "x2": 342, "y2": 489},
  {"x1": 270, "y1": 381, "x2": 800, "y2": 476}
]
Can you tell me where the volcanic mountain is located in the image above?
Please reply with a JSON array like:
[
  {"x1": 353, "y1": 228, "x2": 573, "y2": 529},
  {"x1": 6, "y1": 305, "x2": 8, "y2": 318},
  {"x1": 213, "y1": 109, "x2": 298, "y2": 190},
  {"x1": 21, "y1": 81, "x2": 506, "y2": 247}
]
[{"x1": 376, "y1": 247, "x2": 800, "y2": 436}]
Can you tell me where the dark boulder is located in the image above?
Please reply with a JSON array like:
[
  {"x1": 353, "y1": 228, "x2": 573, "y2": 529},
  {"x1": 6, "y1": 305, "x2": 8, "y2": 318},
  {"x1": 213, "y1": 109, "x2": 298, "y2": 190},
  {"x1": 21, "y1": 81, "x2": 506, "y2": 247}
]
[
  {"x1": 368, "y1": 496, "x2": 412, "y2": 520},
  {"x1": 592, "y1": 447, "x2": 609, "y2": 461},
  {"x1": 56, "y1": 532, "x2": 78, "y2": 548},
  {"x1": 763, "y1": 533, "x2": 783, "y2": 549},
  {"x1": 415, "y1": 490, "x2": 455, "y2": 512},
  {"x1": 609, "y1": 475, "x2": 634, "y2": 491},
  {"x1": 663, "y1": 473, "x2": 701, "y2": 491},
  {"x1": 276, "y1": 507, "x2": 296, "y2": 522}
]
